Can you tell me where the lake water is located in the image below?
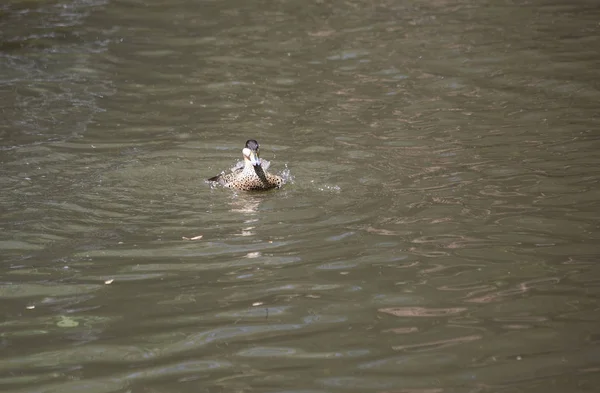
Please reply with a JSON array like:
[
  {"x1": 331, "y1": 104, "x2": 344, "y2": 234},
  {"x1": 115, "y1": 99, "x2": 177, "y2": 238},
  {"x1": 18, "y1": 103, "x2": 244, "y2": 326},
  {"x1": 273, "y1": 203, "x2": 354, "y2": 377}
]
[{"x1": 1, "y1": 0, "x2": 600, "y2": 392}]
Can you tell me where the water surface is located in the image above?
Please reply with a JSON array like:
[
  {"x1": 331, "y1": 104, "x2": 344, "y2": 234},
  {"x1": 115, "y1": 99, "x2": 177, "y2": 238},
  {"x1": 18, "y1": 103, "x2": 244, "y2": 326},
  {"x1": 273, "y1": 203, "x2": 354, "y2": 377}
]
[{"x1": 1, "y1": 0, "x2": 600, "y2": 392}]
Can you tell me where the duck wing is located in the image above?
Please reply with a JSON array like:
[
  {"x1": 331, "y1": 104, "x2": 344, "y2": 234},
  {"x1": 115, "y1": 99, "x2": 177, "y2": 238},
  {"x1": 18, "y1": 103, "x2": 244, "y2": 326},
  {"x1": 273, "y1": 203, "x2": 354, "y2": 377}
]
[
  {"x1": 260, "y1": 159, "x2": 271, "y2": 171},
  {"x1": 231, "y1": 160, "x2": 245, "y2": 172},
  {"x1": 209, "y1": 161, "x2": 244, "y2": 183},
  {"x1": 207, "y1": 173, "x2": 223, "y2": 182}
]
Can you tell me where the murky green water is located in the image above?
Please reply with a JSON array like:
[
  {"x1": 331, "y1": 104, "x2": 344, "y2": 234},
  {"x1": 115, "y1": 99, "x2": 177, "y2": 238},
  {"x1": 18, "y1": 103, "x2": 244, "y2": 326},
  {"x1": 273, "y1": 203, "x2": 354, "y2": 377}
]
[{"x1": 2, "y1": 0, "x2": 600, "y2": 392}]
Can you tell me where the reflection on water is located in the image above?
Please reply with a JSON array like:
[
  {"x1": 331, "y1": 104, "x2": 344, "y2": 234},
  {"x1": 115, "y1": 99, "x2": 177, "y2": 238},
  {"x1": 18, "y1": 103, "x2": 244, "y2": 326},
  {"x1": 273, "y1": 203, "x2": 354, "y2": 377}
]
[
  {"x1": 227, "y1": 193, "x2": 263, "y2": 215},
  {"x1": 2, "y1": 0, "x2": 600, "y2": 392}
]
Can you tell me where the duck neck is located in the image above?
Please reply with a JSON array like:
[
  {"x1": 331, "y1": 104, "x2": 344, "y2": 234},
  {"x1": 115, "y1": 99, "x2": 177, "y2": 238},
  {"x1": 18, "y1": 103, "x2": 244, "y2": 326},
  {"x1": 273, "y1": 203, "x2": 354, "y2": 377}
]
[{"x1": 252, "y1": 164, "x2": 268, "y2": 182}]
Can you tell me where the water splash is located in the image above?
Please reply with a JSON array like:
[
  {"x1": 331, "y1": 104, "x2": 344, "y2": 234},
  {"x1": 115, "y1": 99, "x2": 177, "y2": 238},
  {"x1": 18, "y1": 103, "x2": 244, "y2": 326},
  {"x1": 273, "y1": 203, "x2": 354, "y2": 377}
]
[
  {"x1": 319, "y1": 185, "x2": 341, "y2": 192},
  {"x1": 280, "y1": 164, "x2": 294, "y2": 185}
]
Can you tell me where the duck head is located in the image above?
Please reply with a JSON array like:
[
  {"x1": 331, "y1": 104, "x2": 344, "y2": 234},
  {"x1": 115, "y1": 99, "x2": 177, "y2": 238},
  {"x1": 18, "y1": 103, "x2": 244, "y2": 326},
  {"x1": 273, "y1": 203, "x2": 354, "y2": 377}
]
[{"x1": 242, "y1": 139, "x2": 261, "y2": 167}]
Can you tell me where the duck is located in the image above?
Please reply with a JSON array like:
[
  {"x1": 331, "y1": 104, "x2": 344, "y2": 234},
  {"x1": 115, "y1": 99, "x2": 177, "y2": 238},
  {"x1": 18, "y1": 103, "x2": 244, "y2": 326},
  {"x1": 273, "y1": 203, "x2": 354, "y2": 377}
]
[{"x1": 207, "y1": 139, "x2": 284, "y2": 191}]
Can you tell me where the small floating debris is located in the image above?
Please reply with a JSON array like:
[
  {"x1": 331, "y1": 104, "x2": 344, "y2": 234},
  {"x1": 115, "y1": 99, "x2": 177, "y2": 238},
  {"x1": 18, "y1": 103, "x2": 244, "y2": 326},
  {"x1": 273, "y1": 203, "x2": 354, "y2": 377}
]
[
  {"x1": 252, "y1": 302, "x2": 264, "y2": 307},
  {"x1": 182, "y1": 235, "x2": 203, "y2": 241},
  {"x1": 104, "y1": 279, "x2": 114, "y2": 285},
  {"x1": 26, "y1": 305, "x2": 35, "y2": 310},
  {"x1": 57, "y1": 316, "x2": 79, "y2": 328}
]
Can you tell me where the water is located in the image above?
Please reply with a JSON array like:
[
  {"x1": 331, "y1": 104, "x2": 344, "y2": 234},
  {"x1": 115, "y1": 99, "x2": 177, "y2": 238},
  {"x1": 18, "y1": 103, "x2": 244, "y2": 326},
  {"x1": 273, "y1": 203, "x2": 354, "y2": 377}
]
[{"x1": 1, "y1": 0, "x2": 600, "y2": 392}]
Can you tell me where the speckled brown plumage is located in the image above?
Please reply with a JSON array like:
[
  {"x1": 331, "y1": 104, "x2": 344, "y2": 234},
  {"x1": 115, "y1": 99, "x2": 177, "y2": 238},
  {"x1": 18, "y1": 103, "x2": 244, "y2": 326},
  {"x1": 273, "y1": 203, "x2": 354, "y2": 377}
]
[{"x1": 208, "y1": 140, "x2": 284, "y2": 191}]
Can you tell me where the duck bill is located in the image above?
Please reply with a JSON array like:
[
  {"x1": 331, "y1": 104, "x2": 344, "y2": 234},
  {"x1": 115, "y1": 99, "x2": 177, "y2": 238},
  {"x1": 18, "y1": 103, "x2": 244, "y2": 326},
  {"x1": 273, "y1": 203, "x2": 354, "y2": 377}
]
[{"x1": 248, "y1": 151, "x2": 261, "y2": 166}]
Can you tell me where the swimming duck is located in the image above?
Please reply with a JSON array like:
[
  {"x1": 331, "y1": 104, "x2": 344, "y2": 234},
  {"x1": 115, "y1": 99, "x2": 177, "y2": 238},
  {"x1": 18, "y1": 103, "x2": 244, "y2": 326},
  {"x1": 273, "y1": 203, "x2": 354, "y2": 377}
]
[{"x1": 208, "y1": 139, "x2": 284, "y2": 191}]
